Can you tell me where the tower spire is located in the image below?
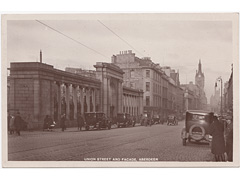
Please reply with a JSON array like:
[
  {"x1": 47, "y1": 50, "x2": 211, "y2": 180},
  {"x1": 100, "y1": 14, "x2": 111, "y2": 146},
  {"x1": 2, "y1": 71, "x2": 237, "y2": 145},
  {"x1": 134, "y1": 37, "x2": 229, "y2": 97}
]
[{"x1": 198, "y1": 59, "x2": 202, "y2": 73}]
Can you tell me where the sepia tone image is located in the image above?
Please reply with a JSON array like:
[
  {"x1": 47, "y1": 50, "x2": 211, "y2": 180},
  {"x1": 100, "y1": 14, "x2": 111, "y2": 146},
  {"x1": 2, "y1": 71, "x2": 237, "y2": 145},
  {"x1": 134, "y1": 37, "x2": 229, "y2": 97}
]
[{"x1": 2, "y1": 14, "x2": 239, "y2": 167}]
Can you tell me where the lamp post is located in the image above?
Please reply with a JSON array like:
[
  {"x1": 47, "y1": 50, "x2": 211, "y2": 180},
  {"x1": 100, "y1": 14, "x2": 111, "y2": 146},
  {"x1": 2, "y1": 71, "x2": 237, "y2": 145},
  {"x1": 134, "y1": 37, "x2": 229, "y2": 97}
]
[{"x1": 215, "y1": 76, "x2": 223, "y2": 115}]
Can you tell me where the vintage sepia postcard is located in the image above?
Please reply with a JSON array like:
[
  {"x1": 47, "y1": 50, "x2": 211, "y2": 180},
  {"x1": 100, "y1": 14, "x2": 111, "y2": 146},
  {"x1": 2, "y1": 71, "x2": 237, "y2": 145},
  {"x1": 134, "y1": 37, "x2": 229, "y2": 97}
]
[{"x1": 1, "y1": 13, "x2": 239, "y2": 167}]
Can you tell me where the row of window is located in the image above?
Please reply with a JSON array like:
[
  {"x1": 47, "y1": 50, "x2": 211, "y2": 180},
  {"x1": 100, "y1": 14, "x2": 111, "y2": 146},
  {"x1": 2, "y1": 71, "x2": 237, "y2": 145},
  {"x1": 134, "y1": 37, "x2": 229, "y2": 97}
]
[
  {"x1": 123, "y1": 106, "x2": 139, "y2": 116},
  {"x1": 145, "y1": 96, "x2": 169, "y2": 108},
  {"x1": 145, "y1": 82, "x2": 162, "y2": 94},
  {"x1": 145, "y1": 70, "x2": 162, "y2": 82}
]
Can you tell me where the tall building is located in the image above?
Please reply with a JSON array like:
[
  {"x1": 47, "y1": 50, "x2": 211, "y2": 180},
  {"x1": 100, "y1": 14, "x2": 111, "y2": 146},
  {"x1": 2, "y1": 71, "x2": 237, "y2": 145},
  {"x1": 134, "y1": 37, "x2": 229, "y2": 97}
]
[{"x1": 112, "y1": 50, "x2": 184, "y2": 119}]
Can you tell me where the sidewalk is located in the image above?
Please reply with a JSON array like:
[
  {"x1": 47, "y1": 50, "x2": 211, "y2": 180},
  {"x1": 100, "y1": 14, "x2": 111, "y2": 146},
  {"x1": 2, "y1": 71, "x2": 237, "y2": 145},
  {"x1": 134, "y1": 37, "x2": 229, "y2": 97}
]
[{"x1": 8, "y1": 123, "x2": 142, "y2": 136}]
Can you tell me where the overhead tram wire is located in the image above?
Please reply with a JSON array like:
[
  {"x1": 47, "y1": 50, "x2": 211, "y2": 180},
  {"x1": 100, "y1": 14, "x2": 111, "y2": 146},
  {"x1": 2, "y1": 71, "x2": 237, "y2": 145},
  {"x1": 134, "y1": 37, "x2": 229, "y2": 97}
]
[
  {"x1": 97, "y1": 20, "x2": 145, "y2": 57},
  {"x1": 35, "y1": 20, "x2": 108, "y2": 59}
]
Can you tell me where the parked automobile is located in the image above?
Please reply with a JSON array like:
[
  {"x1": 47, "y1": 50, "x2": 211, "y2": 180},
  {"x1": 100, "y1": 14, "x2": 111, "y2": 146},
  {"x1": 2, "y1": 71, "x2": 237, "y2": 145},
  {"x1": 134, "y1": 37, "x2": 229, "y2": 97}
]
[
  {"x1": 167, "y1": 115, "x2": 178, "y2": 125},
  {"x1": 84, "y1": 112, "x2": 111, "y2": 130},
  {"x1": 152, "y1": 115, "x2": 160, "y2": 124},
  {"x1": 116, "y1": 113, "x2": 135, "y2": 128},
  {"x1": 181, "y1": 110, "x2": 214, "y2": 146}
]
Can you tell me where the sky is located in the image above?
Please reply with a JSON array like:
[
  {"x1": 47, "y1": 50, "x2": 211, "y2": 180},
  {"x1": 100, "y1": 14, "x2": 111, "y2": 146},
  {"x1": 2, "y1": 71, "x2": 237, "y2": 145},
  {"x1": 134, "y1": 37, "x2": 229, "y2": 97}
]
[{"x1": 7, "y1": 18, "x2": 233, "y2": 102}]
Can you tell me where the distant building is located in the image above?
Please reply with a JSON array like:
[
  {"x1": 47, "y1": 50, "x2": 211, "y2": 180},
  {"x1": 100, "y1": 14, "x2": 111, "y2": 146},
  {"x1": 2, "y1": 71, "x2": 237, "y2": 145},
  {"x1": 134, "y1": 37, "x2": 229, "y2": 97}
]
[
  {"x1": 210, "y1": 88, "x2": 221, "y2": 113},
  {"x1": 223, "y1": 65, "x2": 233, "y2": 115},
  {"x1": 111, "y1": 50, "x2": 184, "y2": 118}
]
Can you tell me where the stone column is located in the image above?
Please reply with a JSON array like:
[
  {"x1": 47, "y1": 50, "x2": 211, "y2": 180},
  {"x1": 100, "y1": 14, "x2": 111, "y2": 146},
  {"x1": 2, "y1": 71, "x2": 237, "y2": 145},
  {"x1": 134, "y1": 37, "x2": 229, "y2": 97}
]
[
  {"x1": 107, "y1": 78, "x2": 111, "y2": 116},
  {"x1": 33, "y1": 79, "x2": 40, "y2": 124},
  {"x1": 140, "y1": 93, "x2": 143, "y2": 115},
  {"x1": 123, "y1": 94, "x2": 125, "y2": 113},
  {"x1": 103, "y1": 77, "x2": 108, "y2": 116},
  {"x1": 65, "y1": 83, "x2": 70, "y2": 120},
  {"x1": 118, "y1": 81, "x2": 123, "y2": 113},
  {"x1": 50, "y1": 81, "x2": 54, "y2": 118},
  {"x1": 56, "y1": 82, "x2": 62, "y2": 121},
  {"x1": 73, "y1": 85, "x2": 78, "y2": 120},
  {"x1": 125, "y1": 95, "x2": 128, "y2": 113},
  {"x1": 79, "y1": 86, "x2": 84, "y2": 115},
  {"x1": 9, "y1": 78, "x2": 15, "y2": 112},
  {"x1": 92, "y1": 88, "x2": 96, "y2": 112},
  {"x1": 86, "y1": 88, "x2": 90, "y2": 112},
  {"x1": 133, "y1": 96, "x2": 136, "y2": 116}
]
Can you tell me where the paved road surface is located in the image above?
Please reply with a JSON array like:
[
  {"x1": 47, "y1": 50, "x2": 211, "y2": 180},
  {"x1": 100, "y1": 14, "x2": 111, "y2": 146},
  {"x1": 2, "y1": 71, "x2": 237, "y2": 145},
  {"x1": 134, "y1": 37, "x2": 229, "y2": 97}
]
[{"x1": 8, "y1": 121, "x2": 214, "y2": 161}]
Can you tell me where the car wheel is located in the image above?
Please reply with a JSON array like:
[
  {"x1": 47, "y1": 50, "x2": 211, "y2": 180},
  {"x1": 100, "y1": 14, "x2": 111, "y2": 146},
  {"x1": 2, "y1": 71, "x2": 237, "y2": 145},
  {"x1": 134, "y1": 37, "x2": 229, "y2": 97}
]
[
  {"x1": 183, "y1": 139, "x2": 187, "y2": 146},
  {"x1": 117, "y1": 123, "x2": 120, "y2": 128},
  {"x1": 108, "y1": 123, "x2": 111, "y2": 130}
]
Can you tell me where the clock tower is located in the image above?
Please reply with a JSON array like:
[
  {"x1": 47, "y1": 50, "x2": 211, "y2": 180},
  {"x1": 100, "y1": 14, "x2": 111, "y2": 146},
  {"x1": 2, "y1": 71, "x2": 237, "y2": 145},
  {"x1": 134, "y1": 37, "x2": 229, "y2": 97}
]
[{"x1": 195, "y1": 59, "x2": 205, "y2": 90}]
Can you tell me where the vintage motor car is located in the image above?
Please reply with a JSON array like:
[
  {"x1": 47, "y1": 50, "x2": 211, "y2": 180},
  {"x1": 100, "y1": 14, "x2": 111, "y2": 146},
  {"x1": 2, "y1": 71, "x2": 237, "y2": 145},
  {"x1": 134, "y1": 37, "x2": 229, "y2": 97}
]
[
  {"x1": 181, "y1": 110, "x2": 214, "y2": 146},
  {"x1": 167, "y1": 115, "x2": 178, "y2": 125},
  {"x1": 116, "y1": 113, "x2": 135, "y2": 128},
  {"x1": 84, "y1": 112, "x2": 111, "y2": 130}
]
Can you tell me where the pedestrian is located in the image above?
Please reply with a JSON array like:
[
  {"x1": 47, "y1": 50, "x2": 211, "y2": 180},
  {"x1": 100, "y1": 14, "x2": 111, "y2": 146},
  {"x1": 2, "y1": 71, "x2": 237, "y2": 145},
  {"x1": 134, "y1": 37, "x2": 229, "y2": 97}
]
[
  {"x1": 43, "y1": 115, "x2": 49, "y2": 131},
  {"x1": 209, "y1": 115, "x2": 226, "y2": 161},
  {"x1": 133, "y1": 116, "x2": 136, "y2": 126},
  {"x1": 9, "y1": 115, "x2": 15, "y2": 134},
  {"x1": 14, "y1": 112, "x2": 23, "y2": 136},
  {"x1": 144, "y1": 114, "x2": 148, "y2": 127},
  {"x1": 8, "y1": 113, "x2": 11, "y2": 134},
  {"x1": 77, "y1": 113, "x2": 84, "y2": 131},
  {"x1": 60, "y1": 114, "x2": 66, "y2": 132},
  {"x1": 225, "y1": 116, "x2": 233, "y2": 162}
]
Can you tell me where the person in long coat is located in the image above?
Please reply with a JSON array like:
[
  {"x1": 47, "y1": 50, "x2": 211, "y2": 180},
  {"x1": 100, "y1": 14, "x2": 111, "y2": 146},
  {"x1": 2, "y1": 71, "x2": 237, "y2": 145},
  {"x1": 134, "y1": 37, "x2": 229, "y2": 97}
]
[
  {"x1": 14, "y1": 112, "x2": 22, "y2": 136},
  {"x1": 225, "y1": 117, "x2": 233, "y2": 161},
  {"x1": 209, "y1": 115, "x2": 226, "y2": 161},
  {"x1": 77, "y1": 113, "x2": 84, "y2": 131},
  {"x1": 60, "y1": 114, "x2": 66, "y2": 132}
]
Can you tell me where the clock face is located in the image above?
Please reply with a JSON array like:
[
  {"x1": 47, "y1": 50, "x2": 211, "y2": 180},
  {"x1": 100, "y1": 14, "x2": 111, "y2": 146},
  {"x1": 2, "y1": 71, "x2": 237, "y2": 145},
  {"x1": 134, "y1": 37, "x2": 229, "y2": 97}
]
[{"x1": 198, "y1": 74, "x2": 201, "y2": 77}]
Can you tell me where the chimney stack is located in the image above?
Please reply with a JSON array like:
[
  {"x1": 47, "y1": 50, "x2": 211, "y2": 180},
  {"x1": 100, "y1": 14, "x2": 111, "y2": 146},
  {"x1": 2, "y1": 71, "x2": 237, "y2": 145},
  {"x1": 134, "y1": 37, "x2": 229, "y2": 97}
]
[{"x1": 40, "y1": 50, "x2": 42, "y2": 63}]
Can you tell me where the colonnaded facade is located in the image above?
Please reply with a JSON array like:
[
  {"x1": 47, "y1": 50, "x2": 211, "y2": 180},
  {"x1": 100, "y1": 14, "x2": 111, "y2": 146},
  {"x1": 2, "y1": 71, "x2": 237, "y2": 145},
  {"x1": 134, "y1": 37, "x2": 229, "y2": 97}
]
[{"x1": 7, "y1": 61, "x2": 143, "y2": 129}]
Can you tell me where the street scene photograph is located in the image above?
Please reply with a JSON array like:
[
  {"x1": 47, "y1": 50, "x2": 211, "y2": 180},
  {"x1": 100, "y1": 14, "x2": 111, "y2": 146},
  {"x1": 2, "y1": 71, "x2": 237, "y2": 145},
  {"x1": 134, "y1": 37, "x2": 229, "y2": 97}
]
[{"x1": 2, "y1": 14, "x2": 238, "y2": 166}]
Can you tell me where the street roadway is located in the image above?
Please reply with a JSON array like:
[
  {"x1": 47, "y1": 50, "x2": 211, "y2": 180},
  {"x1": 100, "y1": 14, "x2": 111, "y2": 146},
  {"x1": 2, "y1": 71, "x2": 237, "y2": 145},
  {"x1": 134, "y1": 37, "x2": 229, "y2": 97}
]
[{"x1": 8, "y1": 121, "x2": 214, "y2": 161}]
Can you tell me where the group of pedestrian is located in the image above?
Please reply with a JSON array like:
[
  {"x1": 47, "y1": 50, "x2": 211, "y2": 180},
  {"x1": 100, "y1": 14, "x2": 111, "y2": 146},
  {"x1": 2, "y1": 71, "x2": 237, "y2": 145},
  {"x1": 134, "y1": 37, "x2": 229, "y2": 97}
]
[
  {"x1": 209, "y1": 115, "x2": 233, "y2": 162},
  {"x1": 8, "y1": 112, "x2": 24, "y2": 136}
]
